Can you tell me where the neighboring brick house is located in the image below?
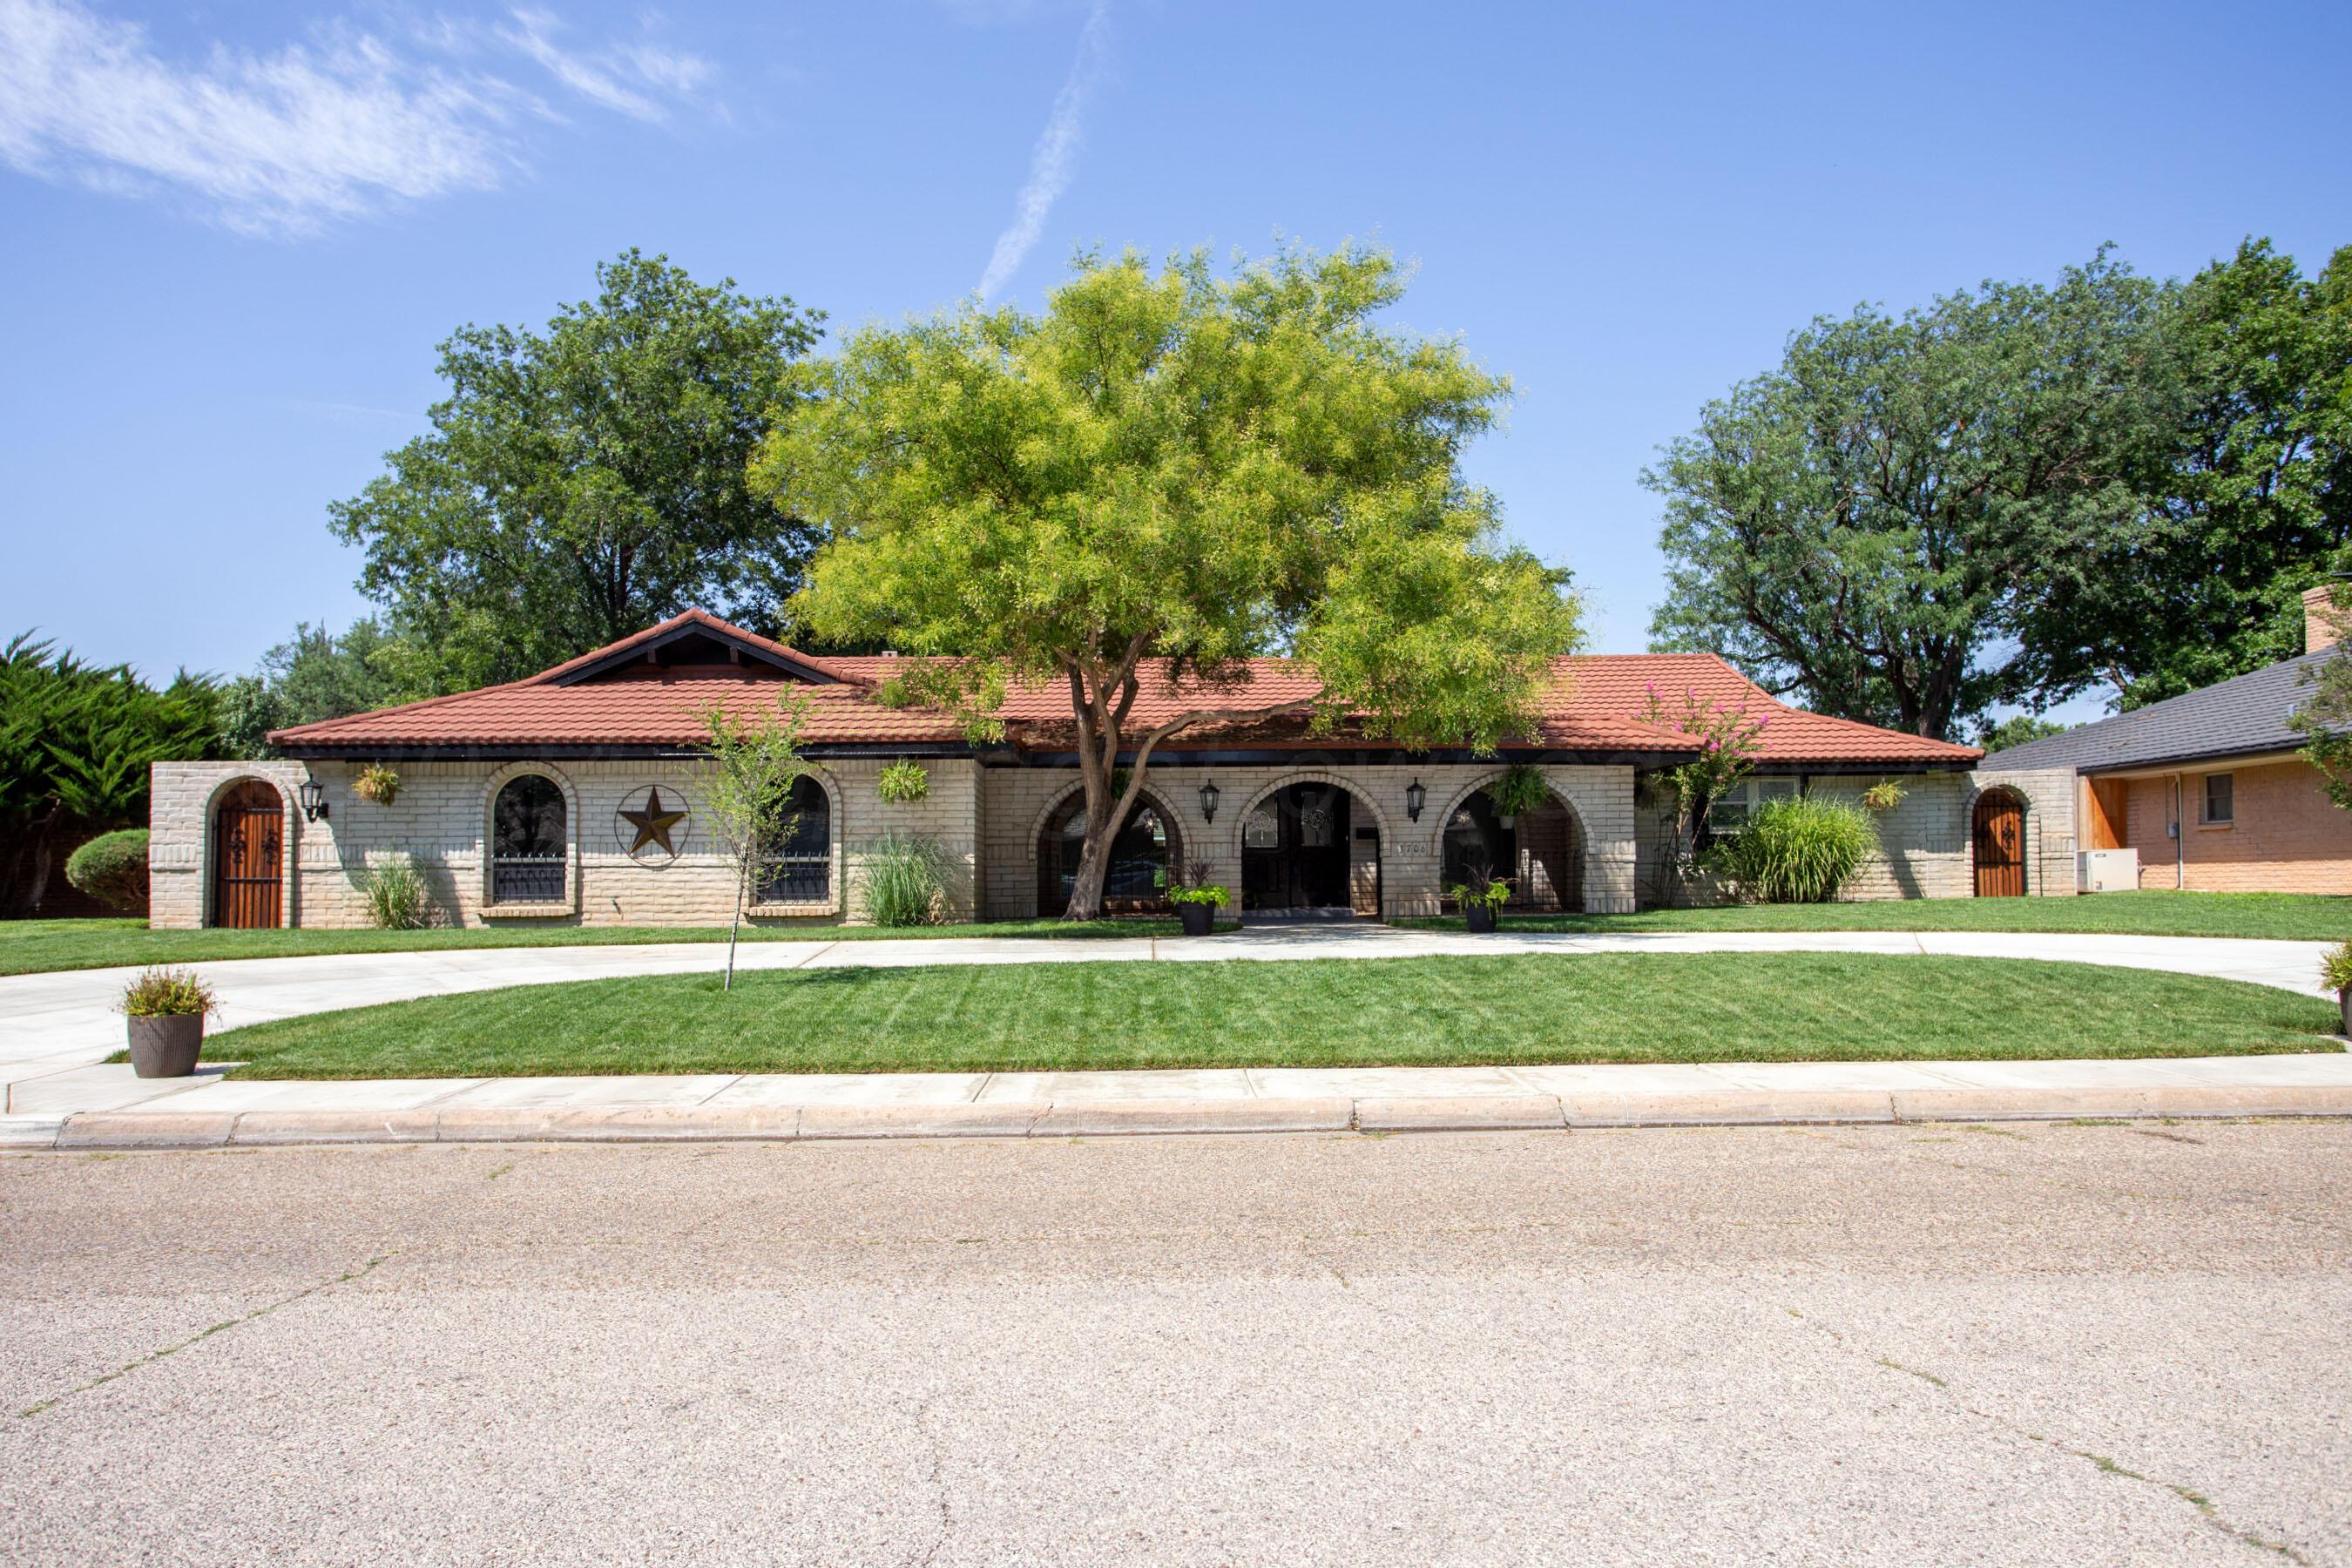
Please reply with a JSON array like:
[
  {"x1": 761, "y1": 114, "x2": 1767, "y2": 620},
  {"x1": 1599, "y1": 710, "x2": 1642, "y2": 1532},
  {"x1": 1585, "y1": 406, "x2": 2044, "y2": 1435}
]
[
  {"x1": 148, "y1": 609, "x2": 2064, "y2": 930},
  {"x1": 1982, "y1": 587, "x2": 2352, "y2": 894}
]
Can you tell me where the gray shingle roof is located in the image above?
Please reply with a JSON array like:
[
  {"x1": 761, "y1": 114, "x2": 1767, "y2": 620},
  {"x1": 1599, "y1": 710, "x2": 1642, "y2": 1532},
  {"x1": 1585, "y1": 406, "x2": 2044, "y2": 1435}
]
[{"x1": 1981, "y1": 653, "x2": 2324, "y2": 774}]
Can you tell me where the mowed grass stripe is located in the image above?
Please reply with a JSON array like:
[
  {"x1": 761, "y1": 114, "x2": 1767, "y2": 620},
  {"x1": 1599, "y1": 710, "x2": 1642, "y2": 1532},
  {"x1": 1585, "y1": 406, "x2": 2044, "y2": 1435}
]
[{"x1": 201, "y1": 953, "x2": 2338, "y2": 1079}]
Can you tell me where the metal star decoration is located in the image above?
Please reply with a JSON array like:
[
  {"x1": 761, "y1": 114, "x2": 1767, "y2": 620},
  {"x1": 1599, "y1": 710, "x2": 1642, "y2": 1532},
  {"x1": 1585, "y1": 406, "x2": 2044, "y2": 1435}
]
[{"x1": 619, "y1": 787, "x2": 687, "y2": 857}]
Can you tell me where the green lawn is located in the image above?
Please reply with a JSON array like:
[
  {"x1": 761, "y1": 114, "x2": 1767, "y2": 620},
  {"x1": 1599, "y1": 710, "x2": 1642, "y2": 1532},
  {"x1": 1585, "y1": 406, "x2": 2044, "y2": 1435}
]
[
  {"x1": 1398, "y1": 890, "x2": 2352, "y2": 942},
  {"x1": 203, "y1": 953, "x2": 2336, "y2": 1078},
  {"x1": 0, "y1": 916, "x2": 1209, "y2": 978}
]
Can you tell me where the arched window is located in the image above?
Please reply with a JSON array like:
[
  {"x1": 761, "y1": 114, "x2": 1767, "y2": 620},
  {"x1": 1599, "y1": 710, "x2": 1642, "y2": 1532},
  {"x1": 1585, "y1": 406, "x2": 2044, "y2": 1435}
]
[
  {"x1": 1442, "y1": 791, "x2": 1514, "y2": 892},
  {"x1": 756, "y1": 776, "x2": 832, "y2": 903},
  {"x1": 491, "y1": 774, "x2": 566, "y2": 903},
  {"x1": 1038, "y1": 794, "x2": 1178, "y2": 913}
]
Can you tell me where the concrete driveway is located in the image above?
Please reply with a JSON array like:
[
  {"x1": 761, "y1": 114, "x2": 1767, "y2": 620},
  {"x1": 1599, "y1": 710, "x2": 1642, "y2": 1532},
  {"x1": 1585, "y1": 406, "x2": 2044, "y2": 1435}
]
[
  {"x1": 1, "y1": 926, "x2": 2335, "y2": 1091},
  {"x1": 5, "y1": 1123, "x2": 2347, "y2": 1565}
]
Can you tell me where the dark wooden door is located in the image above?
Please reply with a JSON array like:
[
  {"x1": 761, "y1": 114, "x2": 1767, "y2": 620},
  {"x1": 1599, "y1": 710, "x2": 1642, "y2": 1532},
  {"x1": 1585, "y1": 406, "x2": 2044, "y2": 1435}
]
[
  {"x1": 212, "y1": 781, "x2": 284, "y2": 928},
  {"x1": 1242, "y1": 787, "x2": 1352, "y2": 910},
  {"x1": 1972, "y1": 794, "x2": 2024, "y2": 898}
]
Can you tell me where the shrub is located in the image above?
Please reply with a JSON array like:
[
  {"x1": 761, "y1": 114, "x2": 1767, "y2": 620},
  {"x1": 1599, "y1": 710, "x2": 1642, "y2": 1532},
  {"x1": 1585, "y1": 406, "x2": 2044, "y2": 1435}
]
[
  {"x1": 355, "y1": 764, "x2": 401, "y2": 804},
  {"x1": 1487, "y1": 763, "x2": 1549, "y2": 821},
  {"x1": 65, "y1": 828, "x2": 150, "y2": 912},
  {"x1": 2322, "y1": 941, "x2": 2352, "y2": 996},
  {"x1": 860, "y1": 832, "x2": 947, "y2": 927},
  {"x1": 1707, "y1": 794, "x2": 1877, "y2": 903},
  {"x1": 876, "y1": 759, "x2": 929, "y2": 805},
  {"x1": 119, "y1": 966, "x2": 216, "y2": 1018},
  {"x1": 358, "y1": 852, "x2": 432, "y2": 929}
]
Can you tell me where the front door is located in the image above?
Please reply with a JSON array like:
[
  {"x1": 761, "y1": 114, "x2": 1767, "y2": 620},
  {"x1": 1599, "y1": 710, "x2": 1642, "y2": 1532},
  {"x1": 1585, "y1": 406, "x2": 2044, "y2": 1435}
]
[
  {"x1": 1241, "y1": 785, "x2": 1355, "y2": 912},
  {"x1": 211, "y1": 781, "x2": 284, "y2": 928},
  {"x1": 1972, "y1": 793, "x2": 2024, "y2": 898}
]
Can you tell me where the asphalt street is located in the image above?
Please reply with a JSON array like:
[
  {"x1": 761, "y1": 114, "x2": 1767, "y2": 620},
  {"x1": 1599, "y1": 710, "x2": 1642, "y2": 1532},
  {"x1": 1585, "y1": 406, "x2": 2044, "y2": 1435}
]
[{"x1": 4, "y1": 1122, "x2": 2347, "y2": 1565}]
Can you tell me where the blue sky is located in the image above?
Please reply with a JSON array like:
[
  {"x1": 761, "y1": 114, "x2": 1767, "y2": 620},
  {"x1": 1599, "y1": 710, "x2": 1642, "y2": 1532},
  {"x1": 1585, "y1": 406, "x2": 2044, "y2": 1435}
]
[{"x1": 3, "y1": 0, "x2": 2348, "y2": 726}]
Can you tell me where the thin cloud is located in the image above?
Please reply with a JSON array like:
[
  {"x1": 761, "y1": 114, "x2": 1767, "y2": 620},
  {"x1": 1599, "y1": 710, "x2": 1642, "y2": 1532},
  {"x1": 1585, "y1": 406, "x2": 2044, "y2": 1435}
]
[
  {"x1": 0, "y1": 0, "x2": 713, "y2": 236},
  {"x1": 499, "y1": 7, "x2": 708, "y2": 123},
  {"x1": 974, "y1": 0, "x2": 1111, "y2": 302}
]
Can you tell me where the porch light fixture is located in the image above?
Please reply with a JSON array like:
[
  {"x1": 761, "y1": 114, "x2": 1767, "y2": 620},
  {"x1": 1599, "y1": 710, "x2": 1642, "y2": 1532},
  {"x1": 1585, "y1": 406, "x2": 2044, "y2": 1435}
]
[
  {"x1": 298, "y1": 776, "x2": 329, "y2": 823},
  {"x1": 1198, "y1": 780, "x2": 1220, "y2": 823},
  {"x1": 1404, "y1": 778, "x2": 1426, "y2": 822}
]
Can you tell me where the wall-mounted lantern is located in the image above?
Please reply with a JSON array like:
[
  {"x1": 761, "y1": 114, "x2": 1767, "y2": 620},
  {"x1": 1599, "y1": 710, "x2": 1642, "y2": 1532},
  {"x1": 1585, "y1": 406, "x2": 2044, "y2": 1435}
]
[
  {"x1": 298, "y1": 776, "x2": 330, "y2": 823},
  {"x1": 1404, "y1": 778, "x2": 1426, "y2": 822},
  {"x1": 1199, "y1": 779, "x2": 1220, "y2": 823}
]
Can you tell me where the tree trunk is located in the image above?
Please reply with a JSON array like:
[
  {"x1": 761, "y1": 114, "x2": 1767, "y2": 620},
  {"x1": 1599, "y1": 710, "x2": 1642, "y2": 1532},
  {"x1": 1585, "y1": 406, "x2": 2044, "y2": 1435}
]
[{"x1": 724, "y1": 857, "x2": 747, "y2": 991}]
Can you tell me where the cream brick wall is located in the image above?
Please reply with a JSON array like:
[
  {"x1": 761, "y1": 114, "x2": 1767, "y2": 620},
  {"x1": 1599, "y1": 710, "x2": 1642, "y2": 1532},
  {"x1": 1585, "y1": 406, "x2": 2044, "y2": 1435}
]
[
  {"x1": 149, "y1": 756, "x2": 982, "y2": 930},
  {"x1": 2120, "y1": 759, "x2": 2352, "y2": 892},
  {"x1": 980, "y1": 760, "x2": 1639, "y2": 919},
  {"x1": 1633, "y1": 767, "x2": 2076, "y2": 906}
]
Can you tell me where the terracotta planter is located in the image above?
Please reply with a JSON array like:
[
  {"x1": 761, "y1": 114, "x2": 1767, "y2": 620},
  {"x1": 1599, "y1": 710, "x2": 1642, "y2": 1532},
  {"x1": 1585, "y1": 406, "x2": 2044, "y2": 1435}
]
[
  {"x1": 1463, "y1": 904, "x2": 1497, "y2": 934},
  {"x1": 1178, "y1": 902, "x2": 1216, "y2": 937},
  {"x1": 125, "y1": 1014, "x2": 204, "y2": 1078}
]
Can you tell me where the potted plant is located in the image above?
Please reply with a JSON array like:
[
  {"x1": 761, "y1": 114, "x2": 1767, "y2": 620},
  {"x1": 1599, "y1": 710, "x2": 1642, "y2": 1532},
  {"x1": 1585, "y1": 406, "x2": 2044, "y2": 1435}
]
[
  {"x1": 354, "y1": 763, "x2": 401, "y2": 805},
  {"x1": 1860, "y1": 779, "x2": 1906, "y2": 812},
  {"x1": 1488, "y1": 763, "x2": 1548, "y2": 828},
  {"x1": 2322, "y1": 942, "x2": 2352, "y2": 1039},
  {"x1": 1168, "y1": 858, "x2": 1230, "y2": 936},
  {"x1": 1449, "y1": 866, "x2": 1512, "y2": 933},
  {"x1": 118, "y1": 967, "x2": 217, "y2": 1078},
  {"x1": 877, "y1": 759, "x2": 929, "y2": 805}
]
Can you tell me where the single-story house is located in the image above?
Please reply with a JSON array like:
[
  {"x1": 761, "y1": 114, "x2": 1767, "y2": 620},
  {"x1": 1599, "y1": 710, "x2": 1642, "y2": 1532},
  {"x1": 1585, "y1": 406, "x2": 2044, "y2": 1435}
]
[
  {"x1": 1981, "y1": 587, "x2": 2352, "y2": 894},
  {"x1": 149, "y1": 610, "x2": 2075, "y2": 929}
]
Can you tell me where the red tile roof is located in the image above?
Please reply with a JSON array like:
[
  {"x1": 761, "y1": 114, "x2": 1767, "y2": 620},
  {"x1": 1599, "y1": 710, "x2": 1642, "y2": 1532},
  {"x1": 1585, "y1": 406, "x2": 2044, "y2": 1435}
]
[{"x1": 271, "y1": 610, "x2": 1980, "y2": 765}]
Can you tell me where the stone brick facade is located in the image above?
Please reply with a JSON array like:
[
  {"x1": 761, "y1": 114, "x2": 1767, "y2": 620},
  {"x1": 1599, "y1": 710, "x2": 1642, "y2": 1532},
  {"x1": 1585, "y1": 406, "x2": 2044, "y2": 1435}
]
[
  {"x1": 1632, "y1": 767, "x2": 2077, "y2": 905},
  {"x1": 152, "y1": 754, "x2": 2078, "y2": 929},
  {"x1": 150, "y1": 756, "x2": 983, "y2": 930}
]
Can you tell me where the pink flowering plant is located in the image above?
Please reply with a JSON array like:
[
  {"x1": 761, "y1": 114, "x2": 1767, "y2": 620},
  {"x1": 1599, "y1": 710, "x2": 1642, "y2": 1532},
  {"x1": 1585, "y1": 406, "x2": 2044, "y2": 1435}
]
[{"x1": 1639, "y1": 684, "x2": 1768, "y2": 899}]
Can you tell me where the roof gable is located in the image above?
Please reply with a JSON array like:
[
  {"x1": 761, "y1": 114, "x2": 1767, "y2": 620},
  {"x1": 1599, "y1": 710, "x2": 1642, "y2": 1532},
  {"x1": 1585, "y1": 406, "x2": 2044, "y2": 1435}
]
[
  {"x1": 1983, "y1": 653, "x2": 2317, "y2": 774},
  {"x1": 534, "y1": 610, "x2": 849, "y2": 688}
]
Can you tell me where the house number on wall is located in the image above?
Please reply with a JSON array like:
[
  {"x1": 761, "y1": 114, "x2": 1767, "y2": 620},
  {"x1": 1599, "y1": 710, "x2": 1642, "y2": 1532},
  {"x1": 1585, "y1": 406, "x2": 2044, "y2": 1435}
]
[{"x1": 615, "y1": 785, "x2": 692, "y2": 866}]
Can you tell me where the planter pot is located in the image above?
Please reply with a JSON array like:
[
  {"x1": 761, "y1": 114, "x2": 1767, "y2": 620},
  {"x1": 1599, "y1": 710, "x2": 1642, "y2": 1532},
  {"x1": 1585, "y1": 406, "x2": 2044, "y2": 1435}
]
[
  {"x1": 125, "y1": 1014, "x2": 204, "y2": 1078},
  {"x1": 1178, "y1": 902, "x2": 1216, "y2": 937},
  {"x1": 1498, "y1": 814, "x2": 1516, "y2": 830},
  {"x1": 2340, "y1": 989, "x2": 2351, "y2": 1040},
  {"x1": 1463, "y1": 904, "x2": 1497, "y2": 934}
]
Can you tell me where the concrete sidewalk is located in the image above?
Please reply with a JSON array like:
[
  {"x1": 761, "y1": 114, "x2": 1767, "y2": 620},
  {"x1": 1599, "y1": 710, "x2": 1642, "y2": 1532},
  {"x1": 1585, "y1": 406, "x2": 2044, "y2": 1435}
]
[{"x1": 8, "y1": 1051, "x2": 2351, "y2": 1151}]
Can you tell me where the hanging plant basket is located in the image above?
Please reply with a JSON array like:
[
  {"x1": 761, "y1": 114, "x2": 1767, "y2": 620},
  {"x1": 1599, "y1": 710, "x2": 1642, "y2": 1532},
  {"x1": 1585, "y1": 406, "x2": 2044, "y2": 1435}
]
[
  {"x1": 1487, "y1": 763, "x2": 1549, "y2": 828},
  {"x1": 877, "y1": 759, "x2": 930, "y2": 805},
  {"x1": 354, "y1": 764, "x2": 402, "y2": 806},
  {"x1": 1861, "y1": 779, "x2": 1906, "y2": 812}
]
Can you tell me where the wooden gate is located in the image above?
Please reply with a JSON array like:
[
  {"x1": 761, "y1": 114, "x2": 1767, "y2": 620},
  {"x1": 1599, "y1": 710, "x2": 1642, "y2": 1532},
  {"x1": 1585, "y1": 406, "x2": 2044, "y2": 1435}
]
[
  {"x1": 211, "y1": 781, "x2": 284, "y2": 928},
  {"x1": 1972, "y1": 792, "x2": 2025, "y2": 898}
]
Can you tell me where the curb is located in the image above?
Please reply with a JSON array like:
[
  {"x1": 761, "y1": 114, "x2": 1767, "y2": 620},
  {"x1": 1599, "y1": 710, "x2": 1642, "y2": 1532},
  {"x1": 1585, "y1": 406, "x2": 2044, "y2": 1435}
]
[{"x1": 15, "y1": 1085, "x2": 2352, "y2": 1151}]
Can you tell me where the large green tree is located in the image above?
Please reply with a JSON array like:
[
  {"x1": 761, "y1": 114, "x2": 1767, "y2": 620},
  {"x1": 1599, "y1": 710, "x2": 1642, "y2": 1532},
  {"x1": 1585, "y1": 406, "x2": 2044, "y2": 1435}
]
[
  {"x1": 1647, "y1": 253, "x2": 2163, "y2": 741},
  {"x1": 332, "y1": 249, "x2": 825, "y2": 693},
  {"x1": 2011, "y1": 240, "x2": 2352, "y2": 708},
  {"x1": 217, "y1": 618, "x2": 406, "y2": 758},
  {"x1": 754, "y1": 245, "x2": 1582, "y2": 920},
  {"x1": 1, "y1": 635, "x2": 222, "y2": 918}
]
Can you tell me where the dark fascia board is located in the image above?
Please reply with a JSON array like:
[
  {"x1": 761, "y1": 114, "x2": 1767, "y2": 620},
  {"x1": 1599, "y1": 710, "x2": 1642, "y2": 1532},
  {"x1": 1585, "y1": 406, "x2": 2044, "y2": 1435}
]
[
  {"x1": 2055, "y1": 742, "x2": 2301, "y2": 777},
  {"x1": 544, "y1": 623, "x2": 843, "y2": 687}
]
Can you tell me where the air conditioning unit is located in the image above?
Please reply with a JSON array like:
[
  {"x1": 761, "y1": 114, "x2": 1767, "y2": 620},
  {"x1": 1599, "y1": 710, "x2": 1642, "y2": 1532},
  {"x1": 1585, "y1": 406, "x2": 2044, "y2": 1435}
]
[{"x1": 2078, "y1": 848, "x2": 2139, "y2": 893}]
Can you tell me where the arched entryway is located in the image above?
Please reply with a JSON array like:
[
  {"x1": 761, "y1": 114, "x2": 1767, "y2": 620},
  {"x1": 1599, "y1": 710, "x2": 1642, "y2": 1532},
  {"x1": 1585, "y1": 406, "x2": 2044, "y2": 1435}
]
[
  {"x1": 1241, "y1": 781, "x2": 1379, "y2": 917},
  {"x1": 210, "y1": 779, "x2": 284, "y2": 929},
  {"x1": 1973, "y1": 789, "x2": 2026, "y2": 897},
  {"x1": 1037, "y1": 792, "x2": 1184, "y2": 916},
  {"x1": 1442, "y1": 788, "x2": 1585, "y2": 912}
]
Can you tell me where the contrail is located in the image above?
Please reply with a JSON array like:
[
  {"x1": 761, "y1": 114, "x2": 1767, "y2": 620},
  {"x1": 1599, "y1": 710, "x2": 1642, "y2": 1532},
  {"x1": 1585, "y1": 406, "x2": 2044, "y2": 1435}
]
[{"x1": 974, "y1": 0, "x2": 1111, "y2": 302}]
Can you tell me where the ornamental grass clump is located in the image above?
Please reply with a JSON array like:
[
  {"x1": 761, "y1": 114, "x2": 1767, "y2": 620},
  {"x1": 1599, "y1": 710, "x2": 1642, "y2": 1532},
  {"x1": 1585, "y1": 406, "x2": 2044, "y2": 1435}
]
[
  {"x1": 1707, "y1": 795, "x2": 1877, "y2": 904},
  {"x1": 118, "y1": 966, "x2": 217, "y2": 1018},
  {"x1": 65, "y1": 828, "x2": 150, "y2": 913},
  {"x1": 861, "y1": 832, "x2": 948, "y2": 927},
  {"x1": 358, "y1": 853, "x2": 432, "y2": 929}
]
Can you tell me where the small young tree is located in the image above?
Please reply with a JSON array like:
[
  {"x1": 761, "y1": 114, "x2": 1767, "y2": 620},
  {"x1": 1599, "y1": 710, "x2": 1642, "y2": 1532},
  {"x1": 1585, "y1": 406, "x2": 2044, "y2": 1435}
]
[
  {"x1": 698, "y1": 695, "x2": 811, "y2": 990},
  {"x1": 756, "y1": 243, "x2": 1582, "y2": 919},
  {"x1": 1639, "y1": 685, "x2": 1768, "y2": 904}
]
